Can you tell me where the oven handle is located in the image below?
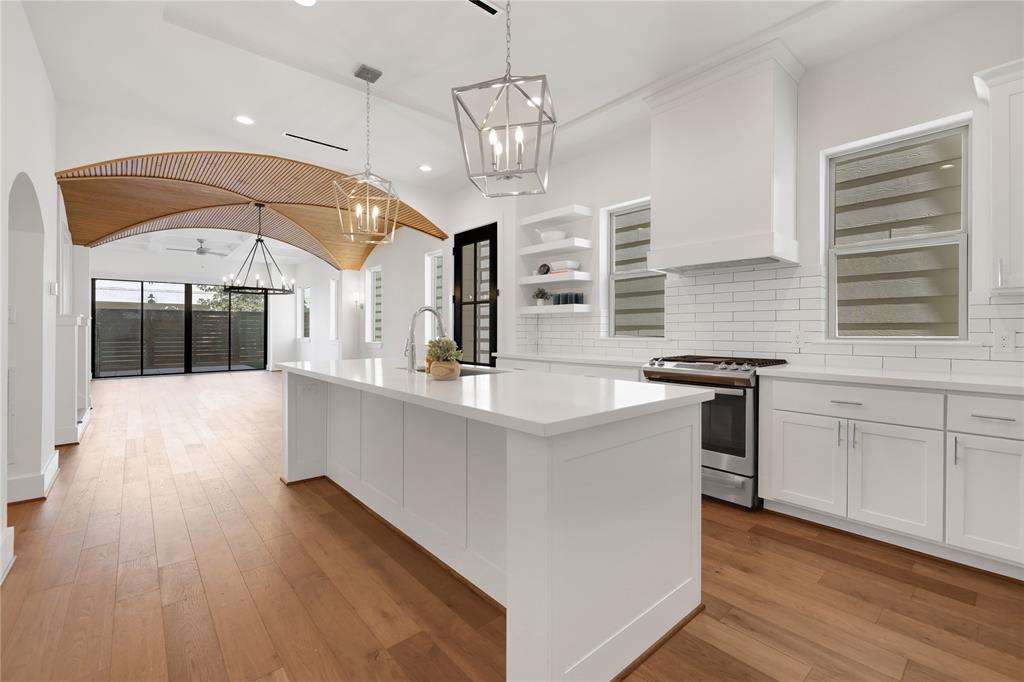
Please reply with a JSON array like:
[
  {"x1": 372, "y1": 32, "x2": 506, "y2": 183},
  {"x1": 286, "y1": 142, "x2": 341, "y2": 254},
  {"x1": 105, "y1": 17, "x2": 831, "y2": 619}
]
[{"x1": 712, "y1": 387, "x2": 746, "y2": 397}]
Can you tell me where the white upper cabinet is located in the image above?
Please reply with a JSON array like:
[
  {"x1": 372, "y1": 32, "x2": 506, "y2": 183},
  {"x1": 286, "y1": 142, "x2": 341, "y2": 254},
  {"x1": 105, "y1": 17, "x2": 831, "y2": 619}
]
[
  {"x1": 975, "y1": 59, "x2": 1024, "y2": 296},
  {"x1": 946, "y1": 432, "x2": 1024, "y2": 564},
  {"x1": 645, "y1": 41, "x2": 802, "y2": 273}
]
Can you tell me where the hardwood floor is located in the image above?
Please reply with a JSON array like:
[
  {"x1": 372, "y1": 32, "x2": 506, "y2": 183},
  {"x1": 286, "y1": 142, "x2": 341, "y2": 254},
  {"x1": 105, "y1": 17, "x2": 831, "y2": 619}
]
[{"x1": 2, "y1": 371, "x2": 1022, "y2": 681}]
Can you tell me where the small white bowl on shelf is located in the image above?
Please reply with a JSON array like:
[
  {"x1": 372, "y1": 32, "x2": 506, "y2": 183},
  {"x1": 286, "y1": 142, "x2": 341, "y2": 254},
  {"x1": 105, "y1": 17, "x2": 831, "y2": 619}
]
[
  {"x1": 548, "y1": 259, "x2": 581, "y2": 271},
  {"x1": 536, "y1": 229, "x2": 566, "y2": 243}
]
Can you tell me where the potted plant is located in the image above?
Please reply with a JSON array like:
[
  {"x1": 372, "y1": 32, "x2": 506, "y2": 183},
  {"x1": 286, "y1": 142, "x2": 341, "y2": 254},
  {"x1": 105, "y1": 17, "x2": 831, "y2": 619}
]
[
  {"x1": 532, "y1": 287, "x2": 551, "y2": 306},
  {"x1": 426, "y1": 337, "x2": 464, "y2": 380}
]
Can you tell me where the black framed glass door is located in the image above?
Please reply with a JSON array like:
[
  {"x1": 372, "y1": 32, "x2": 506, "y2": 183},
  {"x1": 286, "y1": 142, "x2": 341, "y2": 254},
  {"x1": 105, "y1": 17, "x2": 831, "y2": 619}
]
[
  {"x1": 453, "y1": 223, "x2": 497, "y2": 366},
  {"x1": 93, "y1": 279, "x2": 267, "y2": 378}
]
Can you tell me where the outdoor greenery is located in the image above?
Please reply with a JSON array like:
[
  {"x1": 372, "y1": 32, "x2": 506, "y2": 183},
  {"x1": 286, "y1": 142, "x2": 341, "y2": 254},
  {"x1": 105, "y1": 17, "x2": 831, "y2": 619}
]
[{"x1": 193, "y1": 284, "x2": 265, "y2": 312}]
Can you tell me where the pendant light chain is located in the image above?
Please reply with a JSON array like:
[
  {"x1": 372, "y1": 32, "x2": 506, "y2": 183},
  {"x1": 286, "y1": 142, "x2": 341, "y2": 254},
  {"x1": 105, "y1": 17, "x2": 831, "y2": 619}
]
[
  {"x1": 504, "y1": 0, "x2": 512, "y2": 77},
  {"x1": 364, "y1": 80, "x2": 372, "y2": 173}
]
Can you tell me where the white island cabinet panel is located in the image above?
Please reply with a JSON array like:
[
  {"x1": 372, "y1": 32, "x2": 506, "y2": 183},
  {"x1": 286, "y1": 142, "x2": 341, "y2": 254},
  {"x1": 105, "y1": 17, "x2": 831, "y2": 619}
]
[
  {"x1": 327, "y1": 383, "x2": 361, "y2": 480},
  {"x1": 404, "y1": 404, "x2": 468, "y2": 544},
  {"x1": 279, "y1": 359, "x2": 712, "y2": 681},
  {"x1": 468, "y1": 421, "x2": 507, "y2": 571},
  {"x1": 361, "y1": 393, "x2": 405, "y2": 506},
  {"x1": 947, "y1": 433, "x2": 1024, "y2": 564},
  {"x1": 849, "y1": 421, "x2": 944, "y2": 541}
]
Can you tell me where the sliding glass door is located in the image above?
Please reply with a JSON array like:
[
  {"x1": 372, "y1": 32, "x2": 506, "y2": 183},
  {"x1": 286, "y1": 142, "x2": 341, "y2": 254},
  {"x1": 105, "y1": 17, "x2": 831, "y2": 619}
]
[
  {"x1": 94, "y1": 279, "x2": 142, "y2": 377},
  {"x1": 93, "y1": 279, "x2": 267, "y2": 378}
]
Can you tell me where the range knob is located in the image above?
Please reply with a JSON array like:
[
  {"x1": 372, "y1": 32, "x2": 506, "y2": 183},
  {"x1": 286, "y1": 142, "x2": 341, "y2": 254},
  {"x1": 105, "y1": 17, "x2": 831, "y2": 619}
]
[
  {"x1": 740, "y1": 363, "x2": 753, "y2": 371},
  {"x1": 728, "y1": 362, "x2": 740, "y2": 370},
  {"x1": 657, "y1": 360, "x2": 665, "y2": 367},
  {"x1": 716, "y1": 362, "x2": 728, "y2": 370},
  {"x1": 648, "y1": 359, "x2": 657, "y2": 366}
]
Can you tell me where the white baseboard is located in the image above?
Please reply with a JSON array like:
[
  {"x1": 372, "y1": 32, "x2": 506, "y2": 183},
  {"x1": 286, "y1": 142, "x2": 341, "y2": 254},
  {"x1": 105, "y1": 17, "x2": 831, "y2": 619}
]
[
  {"x1": 764, "y1": 500, "x2": 1024, "y2": 580},
  {"x1": 0, "y1": 526, "x2": 14, "y2": 584},
  {"x1": 8, "y1": 449, "x2": 60, "y2": 502},
  {"x1": 55, "y1": 408, "x2": 91, "y2": 446}
]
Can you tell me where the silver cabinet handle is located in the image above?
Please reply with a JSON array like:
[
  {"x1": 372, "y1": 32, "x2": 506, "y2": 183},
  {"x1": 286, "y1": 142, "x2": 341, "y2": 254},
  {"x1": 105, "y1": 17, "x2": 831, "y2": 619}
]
[
  {"x1": 852, "y1": 422, "x2": 858, "y2": 449},
  {"x1": 830, "y1": 399, "x2": 863, "y2": 406},
  {"x1": 970, "y1": 413, "x2": 1017, "y2": 422},
  {"x1": 837, "y1": 420, "x2": 842, "y2": 446},
  {"x1": 953, "y1": 434, "x2": 959, "y2": 466},
  {"x1": 713, "y1": 387, "x2": 745, "y2": 397}
]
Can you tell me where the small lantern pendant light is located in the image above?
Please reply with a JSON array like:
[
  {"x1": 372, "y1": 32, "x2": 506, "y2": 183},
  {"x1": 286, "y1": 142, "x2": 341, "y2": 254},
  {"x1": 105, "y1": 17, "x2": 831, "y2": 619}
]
[
  {"x1": 223, "y1": 203, "x2": 296, "y2": 295},
  {"x1": 452, "y1": 0, "x2": 556, "y2": 198},
  {"x1": 334, "y1": 65, "x2": 400, "y2": 245}
]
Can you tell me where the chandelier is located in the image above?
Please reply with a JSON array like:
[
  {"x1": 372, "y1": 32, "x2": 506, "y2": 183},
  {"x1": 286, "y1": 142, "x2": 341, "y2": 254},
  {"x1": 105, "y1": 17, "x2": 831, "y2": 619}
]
[
  {"x1": 222, "y1": 203, "x2": 295, "y2": 295},
  {"x1": 452, "y1": 0, "x2": 556, "y2": 198},
  {"x1": 333, "y1": 65, "x2": 399, "y2": 245}
]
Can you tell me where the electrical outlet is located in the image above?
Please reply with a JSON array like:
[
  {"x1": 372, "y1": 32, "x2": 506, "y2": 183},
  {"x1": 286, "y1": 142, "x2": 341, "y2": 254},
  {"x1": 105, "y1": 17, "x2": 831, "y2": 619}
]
[{"x1": 991, "y1": 319, "x2": 1015, "y2": 353}]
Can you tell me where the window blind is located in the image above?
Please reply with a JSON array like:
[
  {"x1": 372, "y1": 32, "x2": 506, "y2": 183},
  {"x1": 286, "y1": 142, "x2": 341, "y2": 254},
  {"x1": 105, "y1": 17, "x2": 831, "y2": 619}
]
[
  {"x1": 611, "y1": 205, "x2": 665, "y2": 337},
  {"x1": 372, "y1": 270, "x2": 383, "y2": 342},
  {"x1": 830, "y1": 127, "x2": 966, "y2": 338}
]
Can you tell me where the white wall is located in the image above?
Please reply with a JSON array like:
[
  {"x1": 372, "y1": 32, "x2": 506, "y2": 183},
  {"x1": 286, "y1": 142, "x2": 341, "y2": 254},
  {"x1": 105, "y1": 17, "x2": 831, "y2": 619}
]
[
  {"x1": 291, "y1": 258, "x2": 342, "y2": 364},
  {"x1": 1, "y1": 0, "x2": 62, "y2": 524},
  {"x1": 510, "y1": 2, "x2": 1023, "y2": 373}
]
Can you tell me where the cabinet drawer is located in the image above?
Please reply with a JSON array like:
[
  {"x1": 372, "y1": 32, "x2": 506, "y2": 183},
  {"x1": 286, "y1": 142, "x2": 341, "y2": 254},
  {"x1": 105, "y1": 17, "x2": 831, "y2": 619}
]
[
  {"x1": 773, "y1": 380, "x2": 943, "y2": 430},
  {"x1": 496, "y1": 359, "x2": 550, "y2": 373},
  {"x1": 948, "y1": 394, "x2": 1024, "y2": 440},
  {"x1": 548, "y1": 362, "x2": 641, "y2": 381}
]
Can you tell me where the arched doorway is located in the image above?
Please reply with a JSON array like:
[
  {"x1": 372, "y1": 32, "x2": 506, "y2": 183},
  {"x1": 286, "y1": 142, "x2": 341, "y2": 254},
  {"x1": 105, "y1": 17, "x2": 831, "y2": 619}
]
[{"x1": 5, "y1": 173, "x2": 54, "y2": 505}]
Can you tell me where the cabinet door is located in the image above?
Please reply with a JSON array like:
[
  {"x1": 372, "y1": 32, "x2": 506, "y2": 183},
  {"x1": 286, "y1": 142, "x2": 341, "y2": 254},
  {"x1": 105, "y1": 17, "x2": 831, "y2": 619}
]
[
  {"x1": 947, "y1": 433, "x2": 1024, "y2": 564},
  {"x1": 770, "y1": 411, "x2": 847, "y2": 515},
  {"x1": 848, "y1": 421, "x2": 944, "y2": 541}
]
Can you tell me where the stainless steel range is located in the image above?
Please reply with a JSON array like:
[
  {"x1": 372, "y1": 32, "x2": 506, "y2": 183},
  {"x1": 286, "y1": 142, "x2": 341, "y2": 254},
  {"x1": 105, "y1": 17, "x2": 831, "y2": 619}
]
[{"x1": 641, "y1": 355, "x2": 786, "y2": 508}]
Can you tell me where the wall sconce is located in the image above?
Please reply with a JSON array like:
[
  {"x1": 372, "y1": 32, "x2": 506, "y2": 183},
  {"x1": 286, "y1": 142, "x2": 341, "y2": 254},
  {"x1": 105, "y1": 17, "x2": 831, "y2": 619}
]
[{"x1": 353, "y1": 292, "x2": 364, "y2": 310}]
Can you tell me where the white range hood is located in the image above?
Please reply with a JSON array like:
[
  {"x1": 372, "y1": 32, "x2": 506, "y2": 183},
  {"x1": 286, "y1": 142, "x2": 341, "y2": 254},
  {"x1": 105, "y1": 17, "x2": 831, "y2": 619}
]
[{"x1": 645, "y1": 41, "x2": 803, "y2": 273}]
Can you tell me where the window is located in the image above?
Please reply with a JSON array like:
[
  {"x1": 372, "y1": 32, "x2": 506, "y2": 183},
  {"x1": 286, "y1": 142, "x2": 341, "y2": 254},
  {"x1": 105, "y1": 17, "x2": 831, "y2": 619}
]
[
  {"x1": 328, "y1": 278, "x2": 338, "y2": 342},
  {"x1": 366, "y1": 267, "x2": 383, "y2": 343},
  {"x1": 424, "y1": 251, "x2": 444, "y2": 341},
  {"x1": 609, "y1": 201, "x2": 665, "y2": 337},
  {"x1": 300, "y1": 287, "x2": 311, "y2": 339},
  {"x1": 92, "y1": 279, "x2": 266, "y2": 377},
  {"x1": 827, "y1": 124, "x2": 968, "y2": 339}
]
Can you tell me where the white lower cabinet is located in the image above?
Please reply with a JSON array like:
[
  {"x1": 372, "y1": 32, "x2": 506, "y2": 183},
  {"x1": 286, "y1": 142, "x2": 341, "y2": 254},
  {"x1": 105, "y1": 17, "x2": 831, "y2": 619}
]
[
  {"x1": 771, "y1": 411, "x2": 847, "y2": 516},
  {"x1": 946, "y1": 432, "x2": 1024, "y2": 564},
  {"x1": 848, "y1": 421, "x2": 944, "y2": 541}
]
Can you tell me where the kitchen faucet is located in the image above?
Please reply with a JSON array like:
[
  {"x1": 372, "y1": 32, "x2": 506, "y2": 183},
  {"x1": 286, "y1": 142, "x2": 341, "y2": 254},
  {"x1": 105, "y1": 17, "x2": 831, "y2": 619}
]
[{"x1": 405, "y1": 306, "x2": 447, "y2": 373}]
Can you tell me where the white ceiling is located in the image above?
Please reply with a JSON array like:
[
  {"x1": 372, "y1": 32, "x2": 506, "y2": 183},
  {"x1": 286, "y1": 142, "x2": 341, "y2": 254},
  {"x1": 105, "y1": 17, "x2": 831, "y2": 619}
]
[
  {"x1": 96, "y1": 228, "x2": 313, "y2": 266},
  {"x1": 25, "y1": 0, "x2": 965, "y2": 197}
]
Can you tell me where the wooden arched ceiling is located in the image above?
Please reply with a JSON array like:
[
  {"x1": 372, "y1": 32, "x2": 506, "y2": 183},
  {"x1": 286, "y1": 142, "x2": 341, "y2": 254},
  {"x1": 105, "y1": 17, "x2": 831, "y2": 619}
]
[{"x1": 55, "y1": 151, "x2": 447, "y2": 269}]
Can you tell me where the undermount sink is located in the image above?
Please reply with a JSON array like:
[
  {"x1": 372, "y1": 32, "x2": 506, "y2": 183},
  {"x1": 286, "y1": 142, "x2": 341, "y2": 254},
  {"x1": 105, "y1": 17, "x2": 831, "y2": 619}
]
[{"x1": 400, "y1": 366, "x2": 507, "y2": 377}]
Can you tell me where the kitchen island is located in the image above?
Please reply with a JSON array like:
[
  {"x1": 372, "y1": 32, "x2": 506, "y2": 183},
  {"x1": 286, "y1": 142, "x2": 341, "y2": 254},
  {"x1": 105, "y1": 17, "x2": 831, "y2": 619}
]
[{"x1": 277, "y1": 359, "x2": 712, "y2": 681}]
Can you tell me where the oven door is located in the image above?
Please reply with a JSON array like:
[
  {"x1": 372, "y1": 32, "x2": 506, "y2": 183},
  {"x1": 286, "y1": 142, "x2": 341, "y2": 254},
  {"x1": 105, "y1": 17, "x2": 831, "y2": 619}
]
[{"x1": 700, "y1": 386, "x2": 755, "y2": 477}]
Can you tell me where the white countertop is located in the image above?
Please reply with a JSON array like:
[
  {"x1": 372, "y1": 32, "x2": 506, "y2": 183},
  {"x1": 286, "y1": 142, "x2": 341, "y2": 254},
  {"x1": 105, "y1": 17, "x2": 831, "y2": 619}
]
[
  {"x1": 759, "y1": 365, "x2": 1024, "y2": 397},
  {"x1": 277, "y1": 359, "x2": 712, "y2": 437},
  {"x1": 493, "y1": 352, "x2": 644, "y2": 369}
]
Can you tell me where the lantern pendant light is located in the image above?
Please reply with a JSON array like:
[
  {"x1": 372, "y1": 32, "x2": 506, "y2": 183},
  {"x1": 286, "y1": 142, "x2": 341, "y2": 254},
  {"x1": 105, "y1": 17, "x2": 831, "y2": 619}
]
[
  {"x1": 223, "y1": 203, "x2": 296, "y2": 295},
  {"x1": 452, "y1": 0, "x2": 556, "y2": 198},
  {"x1": 334, "y1": 65, "x2": 400, "y2": 245}
]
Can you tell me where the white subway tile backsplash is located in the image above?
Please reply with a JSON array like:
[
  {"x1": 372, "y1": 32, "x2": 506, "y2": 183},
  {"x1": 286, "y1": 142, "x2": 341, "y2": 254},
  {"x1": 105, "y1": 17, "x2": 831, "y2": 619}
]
[{"x1": 520, "y1": 264, "x2": 1022, "y2": 378}]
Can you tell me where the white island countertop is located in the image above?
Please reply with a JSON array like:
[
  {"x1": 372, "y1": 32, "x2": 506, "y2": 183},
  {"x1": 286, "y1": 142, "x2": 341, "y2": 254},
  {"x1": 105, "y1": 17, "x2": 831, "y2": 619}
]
[
  {"x1": 277, "y1": 358, "x2": 712, "y2": 436},
  {"x1": 759, "y1": 364, "x2": 1024, "y2": 396}
]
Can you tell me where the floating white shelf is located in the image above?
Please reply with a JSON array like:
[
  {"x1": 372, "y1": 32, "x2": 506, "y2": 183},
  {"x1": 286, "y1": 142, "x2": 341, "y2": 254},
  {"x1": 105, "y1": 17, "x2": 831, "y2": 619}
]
[
  {"x1": 518, "y1": 237, "x2": 592, "y2": 257},
  {"x1": 519, "y1": 271, "x2": 593, "y2": 285},
  {"x1": 520, "y1": 204, "x2": 592, "y2": 230},
  {"x1": 519, "y1": 304, "x2": 592, "y2": 315}
]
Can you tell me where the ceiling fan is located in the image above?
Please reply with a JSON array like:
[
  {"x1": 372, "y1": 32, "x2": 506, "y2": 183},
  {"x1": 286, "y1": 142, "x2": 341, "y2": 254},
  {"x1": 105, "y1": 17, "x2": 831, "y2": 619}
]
[{"x1": 165, "y1": 238, "x2": 228, "y2": 257}]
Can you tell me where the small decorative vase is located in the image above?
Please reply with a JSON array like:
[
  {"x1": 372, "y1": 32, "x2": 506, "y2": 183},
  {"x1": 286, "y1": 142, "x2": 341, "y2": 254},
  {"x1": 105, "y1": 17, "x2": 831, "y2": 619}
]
[
  {"x1": 536, "y1": 299, "x2": 548, "y2": 306},
  {"x1": 429, "y1": 360, "x2": 461, "y2": 381}
]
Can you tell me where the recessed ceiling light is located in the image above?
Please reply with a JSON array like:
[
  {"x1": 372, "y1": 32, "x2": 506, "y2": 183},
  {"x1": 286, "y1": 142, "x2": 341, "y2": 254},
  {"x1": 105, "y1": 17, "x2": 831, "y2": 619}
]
[
  {"x1": 234, "y1": 115, "x2": 255, "y2": 125},
  {"x1": 294, "y1": 0, "x2": 316, "y2": 6},
  {"x1": 940, "y1": 163, "x2": 955, "y2": 169},
  {"x1": 418, "y1": 164, "x2": 432, "y2": 172}
]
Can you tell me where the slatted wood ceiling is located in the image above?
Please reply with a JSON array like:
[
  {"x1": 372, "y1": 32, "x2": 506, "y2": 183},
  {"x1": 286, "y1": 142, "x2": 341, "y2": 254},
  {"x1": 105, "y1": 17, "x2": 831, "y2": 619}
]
[{"x1": 56, "y1": 151, "x2": 446, "y2": 269}]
